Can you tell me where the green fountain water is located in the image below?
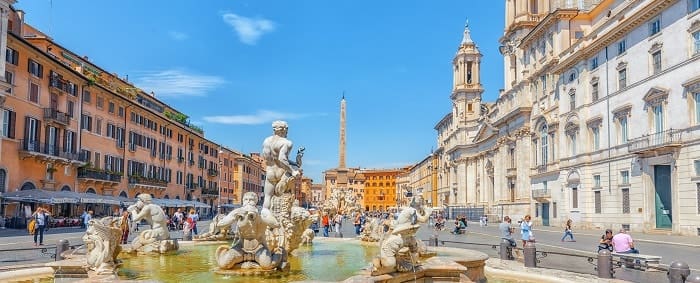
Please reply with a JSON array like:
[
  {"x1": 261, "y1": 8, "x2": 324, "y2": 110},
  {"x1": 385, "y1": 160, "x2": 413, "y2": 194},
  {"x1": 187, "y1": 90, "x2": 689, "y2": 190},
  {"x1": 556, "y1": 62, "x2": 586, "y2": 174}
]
[{"x1": 117, "y1": 240, "x2": 377, "y2": 282}]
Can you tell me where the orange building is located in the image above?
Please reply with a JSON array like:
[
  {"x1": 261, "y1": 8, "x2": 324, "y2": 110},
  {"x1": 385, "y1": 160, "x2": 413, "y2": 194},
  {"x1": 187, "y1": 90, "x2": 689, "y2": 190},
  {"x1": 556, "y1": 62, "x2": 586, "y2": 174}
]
[
  {"x1": 361, "y1": 169, "x2": 403, "y2": 212},
  {"x1": 0, "y1": 6, "x2": 262, "y2": 221}
]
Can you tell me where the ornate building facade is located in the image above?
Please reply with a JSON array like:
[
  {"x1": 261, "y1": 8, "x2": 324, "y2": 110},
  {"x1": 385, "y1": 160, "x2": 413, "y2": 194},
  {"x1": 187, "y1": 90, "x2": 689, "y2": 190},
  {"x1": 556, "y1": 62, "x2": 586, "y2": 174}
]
[{"x1": 435, "y1": 0, "x2": 700, "y2": 235}]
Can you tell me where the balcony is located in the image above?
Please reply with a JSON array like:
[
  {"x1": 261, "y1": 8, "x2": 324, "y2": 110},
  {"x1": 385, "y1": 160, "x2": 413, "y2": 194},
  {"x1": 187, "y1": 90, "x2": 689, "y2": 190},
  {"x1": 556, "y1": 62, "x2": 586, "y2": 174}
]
[
  {"x1": 43, "y1": 108, "x2": 70, "y2": 126},
  {"x1": 531, "y1": 188, "x2": 551, "y2": 200},
  {"x1": 78, "y1": 167, "x2": 122, "y2": 184},
  {"x1": 201, "y1": 186, "x2": 219, "y2": 198},
  {"x1": 49, "y1": 73, "x2": 78, "y2": 96},
  {"x1": 186, "y1": 183, "x2": 199, "y2": 191},
  {"x1": 628, "y1": 129, "x2": 682, "y2": 156},
  {"x1": 207, "y1": 168, "x2": 219, "y2": 177},
  {"x1": 128, "y1": 175, "x2": 167, "y2": 190},
  {"x1": 19, "y1": 139, "x2": 81, "y2": 162}
]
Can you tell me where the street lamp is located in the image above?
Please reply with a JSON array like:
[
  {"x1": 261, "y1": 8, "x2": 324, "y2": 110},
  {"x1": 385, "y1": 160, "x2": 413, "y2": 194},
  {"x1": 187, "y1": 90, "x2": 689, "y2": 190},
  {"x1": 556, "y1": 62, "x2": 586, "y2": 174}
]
[{"x1": 217, "y1": 148, "x2": 223, "y2": 207}]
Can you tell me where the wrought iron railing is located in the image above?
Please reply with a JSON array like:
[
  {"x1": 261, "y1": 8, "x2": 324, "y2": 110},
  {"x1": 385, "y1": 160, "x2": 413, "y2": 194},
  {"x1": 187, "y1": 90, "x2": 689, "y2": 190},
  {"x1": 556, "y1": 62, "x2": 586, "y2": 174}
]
[
  {"x1": 128, "y1": 175, "x2": 167, "y2": 187},
  {"x1": 78, "y1": 167, "x2": 122, "y2": 182},
  {"x1": 628, "y1": 129, "x2": 682, "y2": 153},
  {"x1": 19, "y1": 139, "x2": 79, "y2": 160},
  {"x1": 43, "y1": 108, "x2": 70, "y2": 126}
]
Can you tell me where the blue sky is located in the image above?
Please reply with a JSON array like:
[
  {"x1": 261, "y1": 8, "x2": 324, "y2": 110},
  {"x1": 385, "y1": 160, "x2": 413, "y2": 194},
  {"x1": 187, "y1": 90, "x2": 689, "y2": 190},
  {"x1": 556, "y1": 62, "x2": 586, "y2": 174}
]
[{"x1": 16, "y1": 1, "x2": 505, "y2": 182}]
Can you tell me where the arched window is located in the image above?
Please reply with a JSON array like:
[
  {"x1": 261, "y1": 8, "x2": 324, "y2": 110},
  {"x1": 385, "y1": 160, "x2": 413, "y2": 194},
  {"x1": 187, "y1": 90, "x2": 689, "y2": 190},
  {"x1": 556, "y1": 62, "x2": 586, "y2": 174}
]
[
  {"x1": 175, "y1": 195, "x2": 180, "y2": 200},
  {"x1": 20, "y1": 182, "x2": 36, "y2": 191},
  {"x1": 61, "y1": 185, "x2": 71, "y2": 191},
  {"x1": 164, "y1": 195, "x2": 170, "y2": 199},
  {"x1": 540, "y1": 124, "x2": 548, "y2": 164},
  {"x1": 86, "y1": 188, "x2": 96, "y2": 194},
  {"x1": 0, "y1": 169, "x2": 6, "y2": 193},
  {"x1": 119, "y1": 191, "x2": 128, "y2": 198}
]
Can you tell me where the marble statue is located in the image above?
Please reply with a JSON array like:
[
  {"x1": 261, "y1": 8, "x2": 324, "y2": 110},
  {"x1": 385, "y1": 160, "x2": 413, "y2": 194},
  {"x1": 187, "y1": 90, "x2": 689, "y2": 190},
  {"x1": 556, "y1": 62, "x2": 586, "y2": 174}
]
[
  {"x1": 360, "y1": 217, "x2": 384, "y2": 242},
  {"x1": 262, "y1": 120, "x2": 302, "y2": 210},
  {"x1": 322, "y1": 188, "x2": 361, "y2": 220},
  {"x1": 194, "y1": 207, "x2": 233, "y2": 241},
  {"x1": 126, "y1": 194, "x2": 178, "y2": 254},
  {"x1": 83, "y1": 217, "x2": 122, "y2": 275},
  {"x1": 371, "y1": 195, "x2": 433, "y2": 275},
  {"x1": 215, "y1": 192, "x2": 285, "y2": 271},
  {"x1": 300, "y1": 228, "x2": 315, "y2": 245}
]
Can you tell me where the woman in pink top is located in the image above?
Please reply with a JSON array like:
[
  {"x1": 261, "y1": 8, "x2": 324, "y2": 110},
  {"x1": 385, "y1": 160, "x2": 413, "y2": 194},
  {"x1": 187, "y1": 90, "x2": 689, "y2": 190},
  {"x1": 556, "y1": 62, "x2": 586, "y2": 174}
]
[{"x1": 611, "y1": 229, "x2": 639, "y2": 253}]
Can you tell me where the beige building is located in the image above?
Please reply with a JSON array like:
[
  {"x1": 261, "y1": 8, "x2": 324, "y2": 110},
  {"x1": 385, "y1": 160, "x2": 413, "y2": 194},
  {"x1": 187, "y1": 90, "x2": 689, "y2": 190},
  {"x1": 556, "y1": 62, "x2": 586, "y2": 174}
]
[{"x1": 433, "y1": 0, "x2": 700, "y2": 235}]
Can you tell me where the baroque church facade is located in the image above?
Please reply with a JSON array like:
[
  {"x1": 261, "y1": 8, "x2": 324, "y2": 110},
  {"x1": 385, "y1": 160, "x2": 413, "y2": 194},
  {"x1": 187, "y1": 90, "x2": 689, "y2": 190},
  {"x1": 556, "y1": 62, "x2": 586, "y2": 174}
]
[{"x1": 436, "y1": 0, "x2": 700, "y2": 236}]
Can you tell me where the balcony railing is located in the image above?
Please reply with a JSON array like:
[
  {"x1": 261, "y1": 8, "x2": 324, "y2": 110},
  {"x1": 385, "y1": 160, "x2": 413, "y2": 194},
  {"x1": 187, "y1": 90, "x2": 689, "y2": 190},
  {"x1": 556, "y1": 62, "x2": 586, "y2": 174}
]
[
  {"x1": 19, "y1": 139, "x2": 79, "y2": 160},
  {"x1": 186, "y1": 183, "x2": 199, "y2": 191},
  {"x1": 128, "y1": 175, "x2": 168, "y2": 187},
  {"x1": 43, "y1": 108, "x2": 70, "y2": 126},
  {"x1": 628, "y1": 129, "x2": 682, "y2": 154},
  {"x1": 201, "y1": 186, "x2": 219, "y2": 197},
  {"x1": 207, "y1": 168, "x2": 219, "y2": 177},
  {"x1": 49, "y1": 73, "x2": 78, "y2": 96},
  {"x1": 78, "y1": 167, "x2": 122, "y2": 183},
  {"x1": 531, "y1": 189, "x2": 551, "y2": 199}
]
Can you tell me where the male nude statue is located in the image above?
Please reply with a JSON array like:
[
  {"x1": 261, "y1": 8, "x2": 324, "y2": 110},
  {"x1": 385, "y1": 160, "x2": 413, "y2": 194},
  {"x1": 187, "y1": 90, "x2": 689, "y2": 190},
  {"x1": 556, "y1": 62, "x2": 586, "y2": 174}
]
[
  {"x1": 261, "y1": 120, "x2": 302, "y2": 210},
  {"x1": 127, "y1": 194, "x2": 170, "y2": 249}
]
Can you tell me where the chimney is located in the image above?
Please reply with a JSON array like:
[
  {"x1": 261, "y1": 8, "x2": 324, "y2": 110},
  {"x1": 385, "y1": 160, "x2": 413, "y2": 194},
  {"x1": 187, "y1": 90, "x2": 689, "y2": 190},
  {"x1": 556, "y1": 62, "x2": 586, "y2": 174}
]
[{"x1": 16, "y1": 10, "x2": 24, "y2": 36}]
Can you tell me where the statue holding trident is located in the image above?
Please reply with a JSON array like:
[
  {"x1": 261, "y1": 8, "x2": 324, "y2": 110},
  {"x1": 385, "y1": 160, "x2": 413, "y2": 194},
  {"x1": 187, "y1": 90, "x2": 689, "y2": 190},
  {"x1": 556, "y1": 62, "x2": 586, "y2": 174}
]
[{"x1": 261, "y1": 120, "x2": 304, "y2": 210}]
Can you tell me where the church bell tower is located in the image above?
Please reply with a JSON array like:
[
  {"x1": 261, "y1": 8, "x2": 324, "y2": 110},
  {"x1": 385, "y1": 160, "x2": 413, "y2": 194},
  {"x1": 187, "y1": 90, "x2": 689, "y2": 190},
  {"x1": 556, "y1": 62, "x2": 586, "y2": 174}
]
[{"x1": 451, "y1": 21, "x2": 484, "y2": 122}]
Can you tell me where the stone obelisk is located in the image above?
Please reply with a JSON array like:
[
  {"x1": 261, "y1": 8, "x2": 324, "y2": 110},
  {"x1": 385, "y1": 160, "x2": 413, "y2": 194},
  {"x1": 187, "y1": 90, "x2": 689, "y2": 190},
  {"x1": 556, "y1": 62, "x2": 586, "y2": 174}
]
[{"x1": 336, "y1": 94, "x2": 349, "y2": 187}]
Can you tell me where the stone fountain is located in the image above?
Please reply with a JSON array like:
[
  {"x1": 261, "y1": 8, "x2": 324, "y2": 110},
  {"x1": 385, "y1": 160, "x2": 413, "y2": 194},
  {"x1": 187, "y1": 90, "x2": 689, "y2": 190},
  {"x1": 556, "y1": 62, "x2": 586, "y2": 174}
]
[{"x1": 125, "y1": 194, "x2": 179, "y2": 254}]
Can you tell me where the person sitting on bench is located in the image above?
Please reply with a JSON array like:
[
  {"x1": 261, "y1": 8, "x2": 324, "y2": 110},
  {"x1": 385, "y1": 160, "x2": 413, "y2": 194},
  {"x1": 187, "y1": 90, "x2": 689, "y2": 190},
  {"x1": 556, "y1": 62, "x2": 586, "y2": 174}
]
[
  {"x1": 612, "y1": 228, "x2": 639, "y2": 254},
  {"x1": 598, "y1": 229, "x2": 614, "y2": 252}
]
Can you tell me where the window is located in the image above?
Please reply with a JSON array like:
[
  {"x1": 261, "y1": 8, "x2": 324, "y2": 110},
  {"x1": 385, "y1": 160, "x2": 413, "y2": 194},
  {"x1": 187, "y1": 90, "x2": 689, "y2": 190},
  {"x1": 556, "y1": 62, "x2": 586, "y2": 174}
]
[
  {"x1": 694, "y1": 160, "x2": 700, "y2": 176},
  {"x1": 591, "y1": 82, "x2": 599, "y2": 101},
  {"x1": 29, "y1": 82, "x2": 39, "y2": 103},
  {"x1": 618, "y1": 39, "x2": 627, "y2": 55},
  {"x1": 5, "y1": 48, "x2": 18, "y2": 65},
  {"x1": 95, "y1": 118, "x2": 102, "y2": 135},
  {"x1": 622, "y1": 188, "x2": 630, "y2": 214},
  {"x1": 108, "y1": 102, "x2": 115, "y2": 114},
  {"x1": 689, "y1": 0, "x2": 700, "y2": 13},
  {"x1": 652, "y1": 51, "x2": 662, "y2": 74},
  {"x1": 553, "y1": 202, "x2": 557, "y2": 218},
  {"x1": 1, "y1": 109, "x2": 15, "y2": 138},
  {"x1": 4, "y1": 71, "x2": 12, "y2": 93},
  {"x1": 83, "y1": 90, "x2": 91, "y2": 103},
  {"x1": 649, "y1": 16, "x2": 661, "y2": 36},
  {"x1": 572, "y1": 187, "x2": 578, "y2": 209},
  {"x1": 592, "y1": 126, "x2": 600, "y2": 150},
  {"x1": 81, "y1": 114, "x2": 93, "y2": 131},
  {"x1": 66, "y1": 100, "x2": 74, "y2": 117},
  {"x1": 618, "y1": 68, "x2": 627, "y2": 89},
  {"x1": 594, "y1": 191, "x2": 601, "y2": 213},
  {"x1": 621, "y1": 170, "x2": 630, "y2": 184},
  {"x1": 540, "y1": 125, "x2": 548, "y2": 164},
  {"x1": 96, "y1": 96, "x2": 104, "y2": 109},
  {"x1": 694, "y1": 31, "x2": 700, "y2": 55},
  {"x1": 28, "y1": 59, "x2": 43, "y2": 77},
  {"x1": 594, "y1": 175, "x2": 601, "y2": 188},
  {"x1": 590, "y1": 57, "x2": 599, "y2": 69},
  {"x1": 118, "y1": 106, "x2": 124, "y2": 117},
  {"x1": 653, "y1": 104, "x2": 664, "y2": 133},
  {"x1": 620, "y1": 117, "x2": 629, "y2": 143},
  {"x1": 570, "y1": 92, "x2": 576, "y2": 111},
  {"x1": 569, "y1": 133, "x2": 577, "y2": 156}
]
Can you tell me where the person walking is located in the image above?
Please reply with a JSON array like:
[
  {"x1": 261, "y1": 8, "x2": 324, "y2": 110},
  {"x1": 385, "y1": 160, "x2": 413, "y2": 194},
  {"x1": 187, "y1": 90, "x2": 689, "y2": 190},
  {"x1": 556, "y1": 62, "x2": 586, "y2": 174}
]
[
  {"x1": 353, "y1": 213, "x2": 362, "y2": 235},
  {"x1": 83, "y1": 210, "x2": 93, "y2": 231},
  {"x1": 321, "y1": 213, "x2": 330, "y2": 237},
  {"x1": 561, "y1": 219, "x2": 575, "y2": 242},
  {"x1": 519, "y1": 215, "x2": 534, "y2": 246},
  {"x1": 188, "y1": 209, "x2": 199, "y2": 235},
  {"x1": 32, "y1": 207, "x2": 49, "y2": 246}
]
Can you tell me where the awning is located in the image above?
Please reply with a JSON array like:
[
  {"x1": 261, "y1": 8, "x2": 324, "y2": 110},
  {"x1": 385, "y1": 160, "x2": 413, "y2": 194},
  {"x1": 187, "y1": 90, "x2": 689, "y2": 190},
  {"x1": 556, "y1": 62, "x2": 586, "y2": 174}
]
[{"x1": 1, "y1": 189, "x2": 79, "y2": 204}]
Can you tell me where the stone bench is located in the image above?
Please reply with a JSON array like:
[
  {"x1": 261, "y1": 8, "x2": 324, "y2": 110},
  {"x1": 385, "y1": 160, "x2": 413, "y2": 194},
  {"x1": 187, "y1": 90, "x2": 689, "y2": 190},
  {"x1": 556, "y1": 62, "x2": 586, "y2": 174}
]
[{"x1": 611, "y1": 252, "x2": 661, "y2": 271}]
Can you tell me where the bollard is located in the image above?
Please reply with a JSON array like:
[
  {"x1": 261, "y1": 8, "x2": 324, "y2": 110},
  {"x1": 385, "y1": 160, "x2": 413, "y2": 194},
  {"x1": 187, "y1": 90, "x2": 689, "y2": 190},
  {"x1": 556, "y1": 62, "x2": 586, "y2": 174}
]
[
  {"x1": 500, "y1": 239, "x2": 513, "y2": 260},
  {"x1": 523, "y1": 241, "x2": 537, "y2": 268},
  {"x1": 55, "y1": 239, "x2": 69, "y2": 261},
  {"x1": 597, "y1": 249, "x2": 613, "y2": 278},
  {"x1": 686, "y1": 273, "x2": 700, "y2": 283},
  {"x1": 429, "y1": 235, "x2": 439, "y2": 247},
  {"x1": 667, "y1": 261, "x2": 690, "y2": 283}
]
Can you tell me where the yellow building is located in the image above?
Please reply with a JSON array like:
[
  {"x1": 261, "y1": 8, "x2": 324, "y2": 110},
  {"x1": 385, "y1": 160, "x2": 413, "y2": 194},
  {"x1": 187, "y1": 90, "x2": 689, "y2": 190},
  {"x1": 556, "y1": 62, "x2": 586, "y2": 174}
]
[{"x1": 361, "y1": 168, "x2": 404, "y2": 212}]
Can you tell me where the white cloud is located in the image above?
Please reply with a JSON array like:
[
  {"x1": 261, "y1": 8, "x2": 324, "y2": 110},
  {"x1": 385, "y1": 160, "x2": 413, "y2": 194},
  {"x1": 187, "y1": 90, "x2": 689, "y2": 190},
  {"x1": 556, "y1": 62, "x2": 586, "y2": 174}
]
[
  {"x1": 222, "y1": 12, "x2": 275, "y2": 45},
  {"x1": 134, "y1": 69, "x2": 225, "y2": 98},
  {"x1": 203, "y1": 110, "x2": 315, "y2": 125},
  {"x1": 168, "y1": 31, "x2": 189, "y2": 41}
]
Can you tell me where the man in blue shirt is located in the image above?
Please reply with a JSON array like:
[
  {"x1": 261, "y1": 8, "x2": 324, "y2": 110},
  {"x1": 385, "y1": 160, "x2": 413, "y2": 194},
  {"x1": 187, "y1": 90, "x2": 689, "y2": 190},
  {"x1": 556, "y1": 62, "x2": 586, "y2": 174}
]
[{"x1": 499, "y1": 216, "x2": 516, "y2": 247}]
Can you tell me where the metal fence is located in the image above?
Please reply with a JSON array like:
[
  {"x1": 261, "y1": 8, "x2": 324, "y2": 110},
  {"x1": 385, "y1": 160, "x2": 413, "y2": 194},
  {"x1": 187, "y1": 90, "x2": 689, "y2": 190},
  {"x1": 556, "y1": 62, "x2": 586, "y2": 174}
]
[{"x1": 445, "y1": 205, "x2": 504, "y2": 222}]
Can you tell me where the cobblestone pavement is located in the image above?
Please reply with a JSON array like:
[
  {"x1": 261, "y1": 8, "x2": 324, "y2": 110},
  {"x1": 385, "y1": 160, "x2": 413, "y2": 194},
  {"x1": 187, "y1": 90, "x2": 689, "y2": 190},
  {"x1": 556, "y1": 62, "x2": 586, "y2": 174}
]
[{"x1": 2, "y1": 218, "x2": 698, "y2": 283}]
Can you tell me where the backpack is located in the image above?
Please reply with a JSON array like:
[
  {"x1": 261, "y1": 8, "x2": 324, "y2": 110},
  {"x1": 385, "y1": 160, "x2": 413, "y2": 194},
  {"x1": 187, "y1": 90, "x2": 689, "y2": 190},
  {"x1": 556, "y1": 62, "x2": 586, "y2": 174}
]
[{"x1": 27, "y1": 219, "x2": 36, "y2": 235}]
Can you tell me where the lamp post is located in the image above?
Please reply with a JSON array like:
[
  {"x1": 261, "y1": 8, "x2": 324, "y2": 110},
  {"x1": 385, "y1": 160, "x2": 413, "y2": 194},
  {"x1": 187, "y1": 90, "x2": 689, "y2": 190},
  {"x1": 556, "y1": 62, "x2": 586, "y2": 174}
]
[{"x1": 217, "y1": 148, "x2": 223, "y2": 207}]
